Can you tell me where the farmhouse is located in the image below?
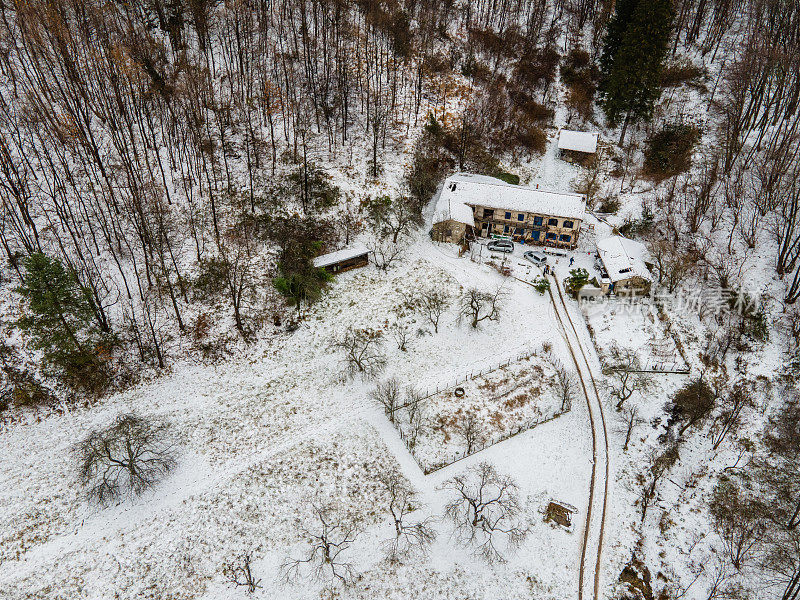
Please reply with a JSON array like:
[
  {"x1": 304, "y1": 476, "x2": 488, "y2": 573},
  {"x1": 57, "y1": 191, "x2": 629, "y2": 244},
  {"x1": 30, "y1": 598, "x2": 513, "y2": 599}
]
[
  {"x1": 313, "y1": 242, "x2": 370, "y2": 274},
  {"x1": 557, "y1": 130, "x2": 600, "y2": 165},
  {"x1": 596, "y1": 236, "x2": 653, "y2": 296},
  {"x1": 432, "y1": 173, "x2": 586, "y2": 248}
]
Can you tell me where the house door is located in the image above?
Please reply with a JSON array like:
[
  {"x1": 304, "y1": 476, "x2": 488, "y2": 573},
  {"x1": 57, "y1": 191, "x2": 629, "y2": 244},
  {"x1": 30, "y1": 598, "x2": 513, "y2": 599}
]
[{"x1": 531, "y1": 230, "x2": 540, "y2": 242}]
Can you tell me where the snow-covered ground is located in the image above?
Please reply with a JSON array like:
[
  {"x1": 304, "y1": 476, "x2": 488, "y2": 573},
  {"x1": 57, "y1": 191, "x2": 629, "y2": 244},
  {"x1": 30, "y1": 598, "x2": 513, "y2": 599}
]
[{"x1": 0, "y1": 226, "x2": 612, "y2": 599}]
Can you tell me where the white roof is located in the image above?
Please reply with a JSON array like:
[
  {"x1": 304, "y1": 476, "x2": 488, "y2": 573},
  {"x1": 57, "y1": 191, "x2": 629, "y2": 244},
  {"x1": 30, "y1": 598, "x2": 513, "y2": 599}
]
[
  {"x1": 596, "y1": 236, "x2": 652, "y2": 283},
  {"x1": 433, "y1": 177, "x2": 476, "y2": 227},
  {"x1": 313, "y1": 242, "x2": 369, "y2": 268},
  {"x1": 558, "y1": 130, "x2": 599, "y2": 154},
  {"x1": 436, "y1": 173, "x2": 586, "y2": 222}
]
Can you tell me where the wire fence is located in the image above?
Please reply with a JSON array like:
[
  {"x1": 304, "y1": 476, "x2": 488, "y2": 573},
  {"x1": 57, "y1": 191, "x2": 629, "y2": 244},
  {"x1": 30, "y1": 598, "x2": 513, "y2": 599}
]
[
  {"x1": 392, "y1": 345, "x2": 572, "y2": 474},
  {"x1": 395, "y1": 407, "x2": 569, "y2": 475},
  {"x1": 415, "y1": 345, "x2": 540, "y2": 401}
]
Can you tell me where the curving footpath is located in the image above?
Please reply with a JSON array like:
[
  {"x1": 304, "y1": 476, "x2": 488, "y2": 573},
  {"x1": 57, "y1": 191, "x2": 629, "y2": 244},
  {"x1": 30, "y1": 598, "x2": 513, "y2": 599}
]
[{"x1": 546, "y1": 274, "x2": 610, "y2": 600}]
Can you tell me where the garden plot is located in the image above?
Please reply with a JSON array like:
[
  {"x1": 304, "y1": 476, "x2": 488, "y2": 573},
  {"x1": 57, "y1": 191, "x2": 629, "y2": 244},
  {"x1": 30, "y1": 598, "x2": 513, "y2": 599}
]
[
  {"x1": 400, "y1": 351, "x2": 572, "y2": 473},
  {"x1": 581, "y1": 299, "x2": 688, "y2": 373}
]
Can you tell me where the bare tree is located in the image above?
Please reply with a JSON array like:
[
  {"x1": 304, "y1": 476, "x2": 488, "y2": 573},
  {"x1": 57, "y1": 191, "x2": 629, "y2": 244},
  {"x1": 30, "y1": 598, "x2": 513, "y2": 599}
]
[
  {"x1": 762, "y1": 530, "x2": 800, "y2": 600},
  {"x1": 442, "y1": 462, "x2": 528, "y2": 562},
  {"x1": 454, "y1": 410, "x2": 486, "y2": 455},
  {"x1": 606, "y1": 346, "x2": 648, "y2": 410},
  {"x1": 619, "y1": 404, "x2": 645, "y2": 451},
  {"x1": 710, "y1": 382, "x2": 753, "y2": 451},
  {"x1": 459, "y1": 286, "x2": 506, "y2": 329},
  {"x1": 550, "y1": 359, "x2": 578, "y2": 413},
  {"x1": 369, "y1": 235, "x2": 406, "y2": 271},
  {"x1": 371, "y1": 377, "x2": 403, "y2": 423},
  {"x1": 418, "y1": 287, "x2": 451, "y2": 333},
  {"x1": 710, "y1": 477, "x2": 766, "y2": 570},
  {"x1": 638, "y1": 443, "x2": 680, "y2": 523},
  {"x1": 331, "y1": 327, "x2": 386, "y2": 379},
  {"x1": 76, "y1": 413, "x2": 176, "y2": 504},
  {"x1": 222, "y1": 554, "x2": 261, "y2": 593},
  {"x1": 390, "y1": 320, "x2": 413, "y2": 351},
  {"x1": 403, "y1": 387, "x2": 427, "y2": 448},
  {"x1": 282, "y1": 504, "x2": 359, "y2": 585},
  {"x1": 379, "y1": 470, "x2": 436, "y2": 562}
]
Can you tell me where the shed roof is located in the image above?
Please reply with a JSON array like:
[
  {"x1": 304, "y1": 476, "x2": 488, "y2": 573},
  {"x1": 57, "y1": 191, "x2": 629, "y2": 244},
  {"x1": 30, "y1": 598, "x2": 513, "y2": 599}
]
[
  {"x1": 596, "y1": 236, "x2": 653, "y2": 283},
  {"x1": 558, "y1": 130, "x2": 599, "y2": 154},
  {"x1": 435, "y1": 173, "x2": 586, "y2": 222},
  {"x1": 313, "y1": 242, "x2": 370, "y2": 268}
]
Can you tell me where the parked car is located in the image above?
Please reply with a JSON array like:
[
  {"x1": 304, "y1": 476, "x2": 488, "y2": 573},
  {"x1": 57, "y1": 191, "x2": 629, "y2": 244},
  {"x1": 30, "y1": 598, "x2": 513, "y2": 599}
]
[
  {"x1": 523, "y1": 250, "x2": 548, "y2": 265},
  {"x1": 487, "y1": 239, "x2": 514, "y2": 253}
]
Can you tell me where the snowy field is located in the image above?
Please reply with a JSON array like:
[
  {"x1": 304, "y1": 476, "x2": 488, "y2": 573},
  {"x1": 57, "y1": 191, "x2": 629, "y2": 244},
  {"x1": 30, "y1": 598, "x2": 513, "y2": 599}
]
[
  {"x1": 583, "y1": 298, "x2": 689, "y2": 372},
  {"x1": 0, "y1": 230, "x2": 608, "y2": 600}
]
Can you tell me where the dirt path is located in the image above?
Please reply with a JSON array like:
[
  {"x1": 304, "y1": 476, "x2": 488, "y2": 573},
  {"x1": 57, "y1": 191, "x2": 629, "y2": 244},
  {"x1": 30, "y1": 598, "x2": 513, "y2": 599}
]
[{"x1": 546, "y1": 275, "x2": 610, "y2": 600}]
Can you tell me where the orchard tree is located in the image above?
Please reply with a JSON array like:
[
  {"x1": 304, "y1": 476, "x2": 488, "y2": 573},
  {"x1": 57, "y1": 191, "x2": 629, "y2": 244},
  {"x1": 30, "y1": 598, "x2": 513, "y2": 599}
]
[{"x1": 598, "y1": 0, "x2": 674, "y2": 144}]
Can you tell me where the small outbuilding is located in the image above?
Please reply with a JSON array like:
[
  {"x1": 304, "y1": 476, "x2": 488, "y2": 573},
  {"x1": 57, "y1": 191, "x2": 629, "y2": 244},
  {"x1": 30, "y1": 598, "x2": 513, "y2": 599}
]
[
  {"x1": 313, "y1": 242, "x2": 370, "y2": 274},
  {"x1": 557, "y1": 130, "x2": 600, "y2": 165},
  {"x1": 545, "y1": 500, "x2": 578, "y2": 529},
  {"x1": 596, "y1": 236, "x2": 653, "y2": 296}
]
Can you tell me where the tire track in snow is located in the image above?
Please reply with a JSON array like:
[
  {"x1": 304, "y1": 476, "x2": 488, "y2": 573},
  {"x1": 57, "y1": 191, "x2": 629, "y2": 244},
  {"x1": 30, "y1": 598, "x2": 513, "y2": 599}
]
[{"x1": 544, "y1": 274, "x2": 610, "y2": 600}]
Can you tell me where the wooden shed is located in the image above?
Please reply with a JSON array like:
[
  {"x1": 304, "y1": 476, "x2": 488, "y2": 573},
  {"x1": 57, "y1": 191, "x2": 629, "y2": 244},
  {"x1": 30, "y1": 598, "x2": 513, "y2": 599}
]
[
  {"x1": 313, "y1": 243, "x2": 370, "y2": 274},
  {"x1": 557, "y1": 130, "x2": 600, "y2": 165}
]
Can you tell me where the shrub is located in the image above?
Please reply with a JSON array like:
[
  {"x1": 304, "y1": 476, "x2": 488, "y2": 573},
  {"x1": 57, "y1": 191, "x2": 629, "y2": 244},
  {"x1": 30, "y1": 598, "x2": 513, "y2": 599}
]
[
  {"x1": 564, "y1": 268, "x2": 590, "y2": 297},
  {"x1": 561, "y1": 49, "x2": 601, "y2": 122},
  {"x1": 494, "y1": 171, "x2": 520, "y2": 185},
  {"x1": 532, "y1": 277, "x2": 550, "y2": 294},
  {"x1": 643, "y1": 123, "x2": 702, "y2": 180},
  {"x1": 670, "y1": 378, "x2": 716, "y2": 435},
  {"x1": 597, "y1": 197, "x2": 621, "y2": 213},
  {"x1": 511, "y1": 123, "x2": 547, "y2": 155},
  {"x1": 659, "y1": 59, "x2": 705, "y2": 88}
]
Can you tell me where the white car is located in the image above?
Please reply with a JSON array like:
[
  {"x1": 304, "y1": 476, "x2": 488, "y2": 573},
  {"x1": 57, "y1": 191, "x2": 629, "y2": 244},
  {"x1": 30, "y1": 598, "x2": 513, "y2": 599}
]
[
  {"x1": 523, "y1": 250, "x2": 548, "y2": 265},
  {"x1": 487, "y1": 239, "x2": 514, "y2": 253}
]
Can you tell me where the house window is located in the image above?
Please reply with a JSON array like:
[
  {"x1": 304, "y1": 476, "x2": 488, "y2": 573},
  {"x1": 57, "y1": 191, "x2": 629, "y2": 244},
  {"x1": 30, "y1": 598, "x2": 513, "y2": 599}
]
[
  {"x1": 504, "y1": 225, "x2": 509, "y2": 233},
  {"x1": 546, "y1": 232, "x2": 557, "y2": 241},
  {"x1": 563, "y1": 220, "x2": 574, "y2": 229},
  {"x1": 548, "y1": 218, "x2": 559, "y2": 226},
  {"x1": 515, "y1": 227, "x2": 525, "y2": 235},
  {"x1": 484, "y1": 209, "x2": 494, "y2": 218},
  {"x1": 517, "y1": 213, "x2": 524, "y2": 221},
  {"x1": 560, "y1": 234, "x2": 571, "y2": 242},
  {"x1": 533, "y1": 216, "x2": 543, "y2": 226},
  {"x1": 505, "y1": 211, "x2": 512, "y2": 220}
]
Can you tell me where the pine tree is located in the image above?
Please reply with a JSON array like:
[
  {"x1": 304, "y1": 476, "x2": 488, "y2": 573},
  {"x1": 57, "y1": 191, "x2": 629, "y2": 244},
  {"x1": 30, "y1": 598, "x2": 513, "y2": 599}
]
[
  {"x1": 16, "y1": 253, "x2": 111, "y2": 389},
  {"x1": 273, "y1": 241, "x2": 333, "y2": 312},
  {"x1": 598, "y1": 0, "x2": 674, "y2": 145}
]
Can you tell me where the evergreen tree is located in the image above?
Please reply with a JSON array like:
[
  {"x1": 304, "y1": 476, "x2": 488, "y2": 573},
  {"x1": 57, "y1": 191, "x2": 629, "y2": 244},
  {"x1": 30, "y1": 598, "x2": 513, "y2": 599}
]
[
  {"x1": 17, "y1": 253, "x2": 111, "y2": 389},
  {"x1": 598, "y1": 0, "x2": 674, "y2": 145},
  {"x1": 273, "y1": 241, "x2": 333, "y2": 311}
]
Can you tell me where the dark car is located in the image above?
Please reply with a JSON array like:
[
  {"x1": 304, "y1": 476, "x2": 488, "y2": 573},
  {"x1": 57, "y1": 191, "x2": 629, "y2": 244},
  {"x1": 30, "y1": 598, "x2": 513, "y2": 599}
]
[{"x1": 487, "y1": 239, "x2": 514, "y2": 253}]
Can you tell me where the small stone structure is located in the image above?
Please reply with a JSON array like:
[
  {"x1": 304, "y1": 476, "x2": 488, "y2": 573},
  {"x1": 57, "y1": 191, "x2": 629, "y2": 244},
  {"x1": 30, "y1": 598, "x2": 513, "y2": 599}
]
[{"x1": 545, "y1": 500, "x2": 577, "y2": 528}]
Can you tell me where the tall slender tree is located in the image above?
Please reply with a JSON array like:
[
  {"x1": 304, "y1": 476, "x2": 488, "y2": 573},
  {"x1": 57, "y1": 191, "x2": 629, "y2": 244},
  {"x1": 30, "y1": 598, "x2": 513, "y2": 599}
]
[{"x1": 598, "y1": 0, "x2": 674, "y2": 144}]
